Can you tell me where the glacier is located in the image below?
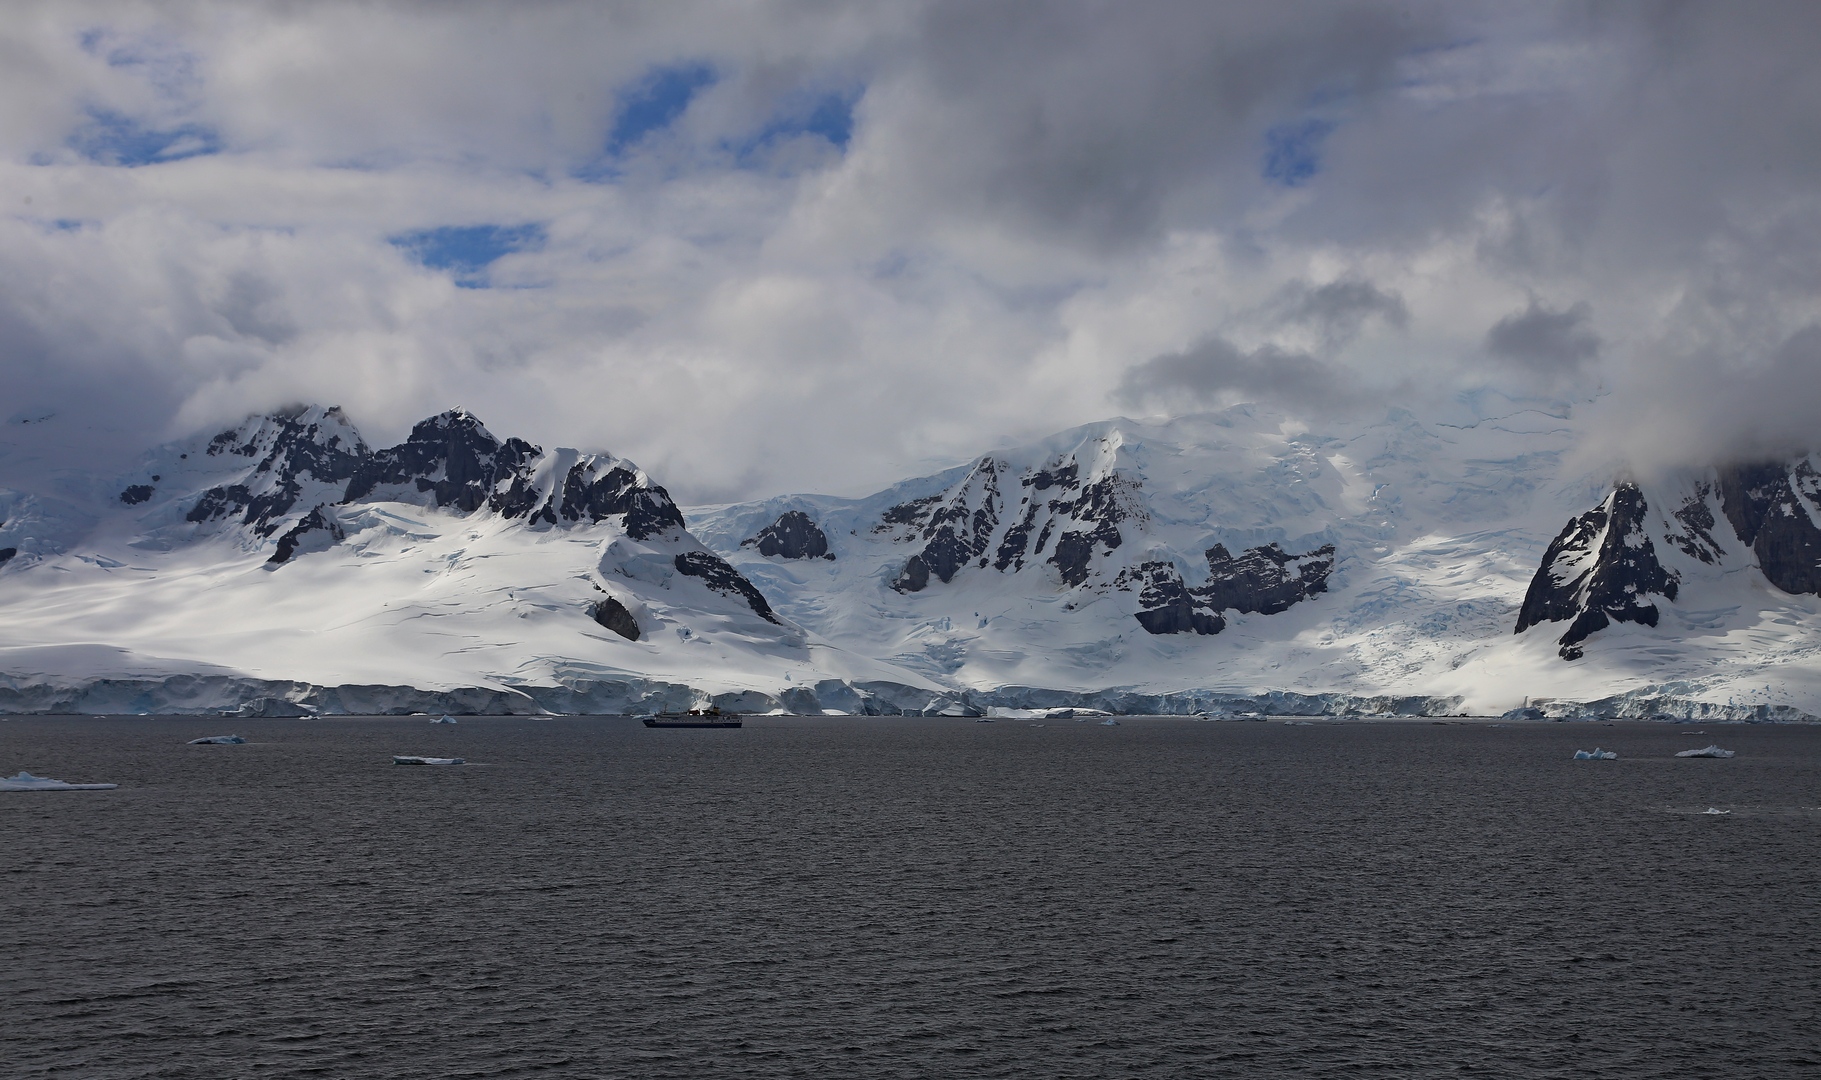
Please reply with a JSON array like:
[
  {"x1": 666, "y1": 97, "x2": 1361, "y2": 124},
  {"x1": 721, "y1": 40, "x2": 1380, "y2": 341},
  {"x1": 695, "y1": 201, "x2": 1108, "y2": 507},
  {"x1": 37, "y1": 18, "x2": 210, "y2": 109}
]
[{"x1": 0, "y1": 399, "x2": 1818, "y2": 719}]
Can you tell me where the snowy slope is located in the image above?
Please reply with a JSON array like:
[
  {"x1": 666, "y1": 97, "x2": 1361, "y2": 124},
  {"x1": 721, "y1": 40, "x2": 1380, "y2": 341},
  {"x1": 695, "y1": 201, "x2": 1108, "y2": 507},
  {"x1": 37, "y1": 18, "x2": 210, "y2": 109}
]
[
  {"x1": 0, "y1": 407, "x2": 948, "y2": 715},
  {"x1": 693, "y1": 404, "x2": 1821, "y2": 719},
  {"x1": 2, "y1": 400, "x2": 1819, "y2": 718}
]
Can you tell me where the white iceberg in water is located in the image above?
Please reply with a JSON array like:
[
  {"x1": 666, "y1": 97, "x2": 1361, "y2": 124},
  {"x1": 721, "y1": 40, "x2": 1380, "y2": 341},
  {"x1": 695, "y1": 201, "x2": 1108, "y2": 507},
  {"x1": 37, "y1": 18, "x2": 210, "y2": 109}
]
[
  {"x1": 187, "y1": 735, "x2": 246, "y2": 745},
  {"x1": 1702, "y1": 807, "x2": 1731, "y2": 815},
  {"x1": 1099, "y1": 718, "x2": 1121, "y2": 726},
  {"x1": 1573, "y1": 748, "x2": 1618, "y2": 760},
  {"x1": 1676, "y1": 744, "x2": 1735, "y2": 758},
  {"x1": 431, "y1": 715, "x2": 458, "y2": 724},
  {"x1": 393, "y1": 755, "x2": 464, "y2": 766},
  {"x1": 2, "y1": 770, "x2": 118, "y2": 791}
]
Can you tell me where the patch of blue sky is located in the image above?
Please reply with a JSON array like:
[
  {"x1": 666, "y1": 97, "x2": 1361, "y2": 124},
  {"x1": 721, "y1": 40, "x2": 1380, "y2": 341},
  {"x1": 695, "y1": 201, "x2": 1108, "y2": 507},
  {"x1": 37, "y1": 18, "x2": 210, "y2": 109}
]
[
  {"x1": 68, "y1": 109, "x2": 219, "y2": 166},
  {"x1": 390, "y1": 224, "x2": 546, "y2": 289},
  {"x1": 1262, "y1": 118, "x2": 1337, "y2": 188},
  {"x1": 730, "y1": 90, "x2": 856, "y2": 164},
  {"x1": 607, "y1": 62, "x2": 717, "y2": 156}
]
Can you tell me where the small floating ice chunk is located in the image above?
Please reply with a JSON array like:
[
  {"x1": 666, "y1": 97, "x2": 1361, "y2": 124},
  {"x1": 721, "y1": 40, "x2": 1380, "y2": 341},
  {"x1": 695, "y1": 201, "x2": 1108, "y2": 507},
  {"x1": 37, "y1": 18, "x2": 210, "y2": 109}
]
[
  {"x1": 1573, "y1": 748, "x2": 1618, "y2": 760},
  {"x1": 431, "y1": 715, "x2": 458, "y2": 724},
  {"x1": 1099, "y1": 718, "x2": 1121, "y2": 726},
  {"x1": 1702, "y1": 807, "x2": 1731, "y2": 815},
  {"x1": 392, "y1": 756, "x2": 465, "y2": 766},
  {"x1": 1283, "y1": 719, "x2": 1314, "y2": 726},
  {"x1": 187, "y1": 735, "x2": 246, "y2": 745},
  {"x1": 2, "y1": 770, "x2": 118, "y2": 791},
  {"x1": 1676, "y1": 744, "x2": 1735, "y2": 758}
]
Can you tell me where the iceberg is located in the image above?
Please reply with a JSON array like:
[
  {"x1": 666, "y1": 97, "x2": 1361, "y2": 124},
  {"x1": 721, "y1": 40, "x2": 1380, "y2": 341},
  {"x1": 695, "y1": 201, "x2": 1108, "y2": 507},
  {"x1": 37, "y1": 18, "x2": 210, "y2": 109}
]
[
  {"x1": 2, "y1": 770, "x2": 118, "y2": 791},
  {"x1": 1099, "y1": 718, "x2": 1121, "y2": 726},
  {"x1": 1702, "y1": 807, "x2": 1731, "y2": 815},
  {"x1": 1573, "y1": 748, "x2": 1618, "y2": 760},
  {"x1": 1676, "y1": 744, "x2": 1735, "y2": 758},
  {"x1": 187, "y1": 734, "x2": 246, "y2": 745},
  {"x1": 392, "y1": 755, "x2": 464, "y2": 766},
  {"x1": 431, "y1": 715, "x2": 458, "y2": 724}
]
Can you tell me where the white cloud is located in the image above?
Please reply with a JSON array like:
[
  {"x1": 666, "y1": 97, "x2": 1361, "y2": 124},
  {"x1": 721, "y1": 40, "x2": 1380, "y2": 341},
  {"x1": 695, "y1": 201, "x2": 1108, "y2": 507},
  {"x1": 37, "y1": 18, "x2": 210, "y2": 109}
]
[{"x1": 0, "y1": 2, "x2": 1819, "y2": 499}]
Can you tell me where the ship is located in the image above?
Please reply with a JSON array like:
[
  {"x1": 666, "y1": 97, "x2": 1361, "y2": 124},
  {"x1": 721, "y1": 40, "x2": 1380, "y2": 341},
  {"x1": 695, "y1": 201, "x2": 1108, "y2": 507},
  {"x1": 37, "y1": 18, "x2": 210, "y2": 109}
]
[{"x1": 641, "y1": 706, "x2": 743, "y2": 728}]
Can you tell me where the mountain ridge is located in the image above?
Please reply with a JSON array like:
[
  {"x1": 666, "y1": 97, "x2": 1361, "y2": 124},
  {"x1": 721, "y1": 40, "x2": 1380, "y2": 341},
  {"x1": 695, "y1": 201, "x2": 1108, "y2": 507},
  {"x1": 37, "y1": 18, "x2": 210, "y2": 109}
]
[{"x1": 0, "y1": 401, "x2": 1816, "y2": 719}]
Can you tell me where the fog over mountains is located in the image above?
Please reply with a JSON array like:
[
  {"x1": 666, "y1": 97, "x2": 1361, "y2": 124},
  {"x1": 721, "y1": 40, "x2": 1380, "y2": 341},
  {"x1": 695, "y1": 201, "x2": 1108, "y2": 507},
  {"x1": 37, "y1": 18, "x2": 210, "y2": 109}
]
[{"x1": 2, "y1": 401, "x2": 1816, "y2": 719}]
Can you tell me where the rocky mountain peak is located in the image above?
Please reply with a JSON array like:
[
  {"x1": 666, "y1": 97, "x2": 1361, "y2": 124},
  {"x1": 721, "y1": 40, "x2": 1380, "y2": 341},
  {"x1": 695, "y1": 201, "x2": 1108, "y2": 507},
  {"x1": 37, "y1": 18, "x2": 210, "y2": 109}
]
[
  {"x1": 1716, "y1": 459, "x2": 1821, "y2": 595},
  {"x1": 179, "y1": 406, "x2": 689, "y2": 554},
  {"x1": 742, "y1": 510, "x2": 833, "y2": 559},
  {"x1": 1516, "y1": 481, "x2": 1677, "y2": 659}
]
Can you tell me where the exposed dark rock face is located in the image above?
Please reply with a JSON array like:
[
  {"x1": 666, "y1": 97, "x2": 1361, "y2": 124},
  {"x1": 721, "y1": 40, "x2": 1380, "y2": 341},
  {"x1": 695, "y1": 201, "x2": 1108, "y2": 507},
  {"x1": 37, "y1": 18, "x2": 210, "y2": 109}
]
[
  {"x1": 1049, "y1": 531, "x2": 1101, "y2": 588},
  {"x1": 187, "y1": 482, "x2": 303, "y2": 538},
  {"x1": 892, "y1": 554, "x2": 930, "y2": 593},
  {"x1": 674, "y1": 551, "x2": 780, "y2": 623},
  {"x1": 1516, "y1": 482, "x2": 1677, "y2": 660},
  {"x1": 875, "y1": 494, "x2": 942, "y2": 533},
  {"x1": 883, "y1": 452, "x2": 1138, "y2": 592},
  {"x1": 267, "y1": 505, "x2": 345, "y2": 565},
  {"x1": 1038, "y1": 476, "x2": 1128, "y2": 587},
  {"x1": 187, "y1": 407, "x2": 688, "y2": 558},
  {"x1": 1197, "y1": 543, "x2": 1335, "y2": 615},
  {"x1": 1666, "y1": 484, "x2": 1726, "y2": 564},
  {"x1": 1717, "y1": 461, "x2": 1821, "y2": 595},
  {"x1": 1131, "y1": 561, "x2": 1224, "y2": 635},
  {"x1": 922, "y1": 460, "x2": 1001, "y2": 582},
  {"x1": 119, "y1": 485, "x2": 154, "y2": 505},
  {"x1": 742, "y1": 510, "x2": 832, "y2": 559},
  {"x1": 343, "y1": 410, "x2": 537, "y2": 513},
  {"x1": 557, "y1": 462, "x2": 685, "y2": 539},
  {"x1": 589, "y1": 596, "x2": 640, "y2": 640},
  {"x1": 0, "y1": 547, "x2": 15, "y2": 568},
  {"x1": 188, "y1": 408, "x2": 370, "y2": 536}
]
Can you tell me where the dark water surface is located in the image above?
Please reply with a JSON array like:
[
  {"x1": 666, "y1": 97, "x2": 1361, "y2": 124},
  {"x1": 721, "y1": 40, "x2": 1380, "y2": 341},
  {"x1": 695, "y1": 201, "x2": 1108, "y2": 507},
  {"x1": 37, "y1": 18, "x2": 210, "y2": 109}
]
[{"x1": 3, "y1": 716, "x2": 1818, "y2": 1079}]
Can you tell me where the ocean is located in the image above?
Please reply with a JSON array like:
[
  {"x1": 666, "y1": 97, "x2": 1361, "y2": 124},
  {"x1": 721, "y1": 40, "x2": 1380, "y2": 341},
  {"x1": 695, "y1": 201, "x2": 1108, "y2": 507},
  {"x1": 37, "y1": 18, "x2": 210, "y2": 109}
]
[{"x1": 3, "y1": 716, "x2": 1817, "y2": 1078}]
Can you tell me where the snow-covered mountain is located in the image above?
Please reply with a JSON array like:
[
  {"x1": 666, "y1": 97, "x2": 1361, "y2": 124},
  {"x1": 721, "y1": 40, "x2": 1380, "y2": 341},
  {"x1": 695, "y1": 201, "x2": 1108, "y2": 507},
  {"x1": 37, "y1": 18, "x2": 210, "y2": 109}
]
[
  {"x1": 693, "y1": 406, "x2": 1821, "y2": 720},
  {"x1": 2, "y1": 401, "x2": 1818, "y2": 718},
  {"x1": 0, "y1": 406, "x2": 940, "y2": 715}
]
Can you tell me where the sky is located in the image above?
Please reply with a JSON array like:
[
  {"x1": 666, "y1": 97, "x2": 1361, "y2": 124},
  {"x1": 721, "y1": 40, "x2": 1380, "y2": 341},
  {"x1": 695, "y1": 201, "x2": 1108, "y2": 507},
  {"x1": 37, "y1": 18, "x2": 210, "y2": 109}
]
[{"x1": 2, "y1": 1, "x2": 1819, "y2": 501}]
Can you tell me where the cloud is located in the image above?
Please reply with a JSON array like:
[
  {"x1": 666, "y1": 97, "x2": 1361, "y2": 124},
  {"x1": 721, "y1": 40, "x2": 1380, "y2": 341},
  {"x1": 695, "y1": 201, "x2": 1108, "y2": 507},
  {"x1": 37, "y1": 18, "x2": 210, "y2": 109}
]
[
  {"x1": 1278, "y1": 278, "x2": 1408, "y2": 344},
  {"x1": 1117, "y1": 335, "x2": 1363, "y2": 416},
  {"x1": 1486, "y1": 299, "x2": 1600, "y2": 376},
  {"x1": 0, "y1": 3, "x2": 1819, "y2": 499}
]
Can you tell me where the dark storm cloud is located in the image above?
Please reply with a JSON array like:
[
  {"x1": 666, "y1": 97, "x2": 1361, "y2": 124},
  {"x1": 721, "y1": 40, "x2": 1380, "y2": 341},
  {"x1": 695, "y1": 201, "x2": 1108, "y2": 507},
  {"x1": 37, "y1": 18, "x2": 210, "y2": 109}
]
[
  {"x1": 1279, "y1": 279, "x2": 1408, "y2": 344},
  {"x1": 1117, "y1": 335, "x2": 1364, "y2": 416},
  {"x1": 889, "y1": 0, "x2": 1445, "y2": 250},
  {"x1": 1486, "y1": 300, "x2": 1600, "y2": 376}
]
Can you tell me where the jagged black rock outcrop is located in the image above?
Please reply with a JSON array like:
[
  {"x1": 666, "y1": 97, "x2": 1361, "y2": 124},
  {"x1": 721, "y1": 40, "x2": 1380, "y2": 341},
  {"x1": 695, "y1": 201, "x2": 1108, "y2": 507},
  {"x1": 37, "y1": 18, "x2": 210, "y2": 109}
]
[
  {"x1": 1516, "y1": 482, "x2": 1677, "y2": 660},
  {"x1": 187, "y1": 407, "x2": 688, "y2": 554},
  {"x1": 1666, "y1": 484, "x2": 1726, "y2": 564},
  {"x1": 674, "y1": 551, "x2": 780, "y2": 624},
  {"x1": 119, "y1": 484, "x2": 154, "y2": 505},
  {"x1": 188, "y1": 408, "x2": 370, "y2": 536},
  {"x1": 1131, "y1": 562, "x2": 1224, "y2": 635},
  {"x1": 0, "y1": 547, "x2": 15, "y2": 568},
  {"x1": 268, "y1": 506, "x2": 345, "y2": 565},
  {"x1": 343, "y1": 410, "x2": 539, "y2": 513},
  {"x1": 893, "y1": 554, "x2": 931, "y2": 593},
  {"x1": 742, "y1": 510, "x2": 833, "y2": 559},
  {"x1": 1040, "y1": 476, "x2": 1128, "y2": 587},
  {"x1": 1197, "y1": 543, "x2": 1335, "y2": 615},
  {"x1": 557, "y1": 462, "x2": 685, "y2": 539},
  {"x1": 590, "y1": 596, "x2": 640, "y2": 640},
  {"x1": 878, "y1": 452, "x2": 1137, "y2": 592},
  {"x1": 1717, "y1": 461, "x2": 1821, "y2": 596}
]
